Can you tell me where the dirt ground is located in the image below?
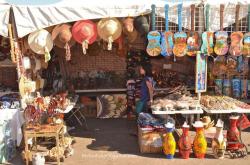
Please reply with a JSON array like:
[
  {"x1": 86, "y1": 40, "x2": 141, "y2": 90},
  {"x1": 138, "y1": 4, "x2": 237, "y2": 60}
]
[{"x1": 9, "y1": 118, "x2": 250, "y2": 165}]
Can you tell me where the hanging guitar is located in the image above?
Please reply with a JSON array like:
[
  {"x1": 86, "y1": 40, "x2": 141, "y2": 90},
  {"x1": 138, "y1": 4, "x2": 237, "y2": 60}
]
[
  {"x1": 187, "y1": 4, "x2": 199, "y2": 56},
  {"x1": 146, "y1": 4, "x2": 161, "y2": 56},
  {"x1": 229, "y1": 4, "x2": 243, "y2": 57},
  {"x1": 173, "y1": 4, "x2": 187, "y2": 57},
  {"x1": 201, "y1": 4, "x2": 214, "y2": 56},
  {"x1": 214, "y1": 4, "x2": 229, "y2": 56},
  {"x1": 161, "y1": 4, "x2": 174, "y2": 57},
  {"x1": 243, "y1": 4, "x2": 250, "y2": 57}
]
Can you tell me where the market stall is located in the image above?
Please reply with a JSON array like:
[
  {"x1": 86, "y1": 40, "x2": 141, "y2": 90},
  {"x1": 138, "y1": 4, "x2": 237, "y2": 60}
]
[{"x1": 0, "y1": 0, "x2": 250, "y2": 164}]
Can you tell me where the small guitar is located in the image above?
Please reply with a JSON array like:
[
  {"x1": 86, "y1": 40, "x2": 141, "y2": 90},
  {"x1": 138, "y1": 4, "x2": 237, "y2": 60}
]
[
  {"x1": 187, "y1": 4, "x2": 199, "y2": 56},
  {"x1": 201, "y1": 4, "x2": 214, "y2": 56},
  {"x1": 161, "y1": 4, "x2": 174, "y2": 57},
  {"x1": 229, "y1": 4, "x2": 243, "y2": 56},
  {"x1": 243, "y1": 4, "x2": 250, "y2": 57},
  {"x1": 146, "y1": 4, "x2": 161, "y2": 56},
  {"x1": 173, "y1": 4, "x2": 187, "y2": 57},
  {"x1": 214, "y1": 4, "x2": 229, "y2": 56}
]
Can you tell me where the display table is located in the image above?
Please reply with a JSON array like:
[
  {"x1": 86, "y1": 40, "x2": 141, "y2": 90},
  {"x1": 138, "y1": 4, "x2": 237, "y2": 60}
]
[
  {"x1": 203, "y1": 109, "x2": 250, "y2": 114},
  {"x1": 152, "y1": 108, "x2": 203, "y2": 125},
  {"x1": 24, "y1": 124, "x2": 64, "y2": 165}
]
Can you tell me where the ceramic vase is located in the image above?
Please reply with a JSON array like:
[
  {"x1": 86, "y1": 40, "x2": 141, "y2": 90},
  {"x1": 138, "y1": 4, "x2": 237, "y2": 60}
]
[
  {"x1": 163, "y1": 122, "x2": 176, "y2": 159},
  {"x1": 193, "y1": 121, "x2": 207, "y2": 159},
  {"x1": 212, "y1": 119, "x2": 226, "y2": 159},
  {"x1": 227, "y1": 115, "x2": 240, "y2": 150},
  {"x1": 178, "y1": 123, "x2": 192, "y2": 159}
]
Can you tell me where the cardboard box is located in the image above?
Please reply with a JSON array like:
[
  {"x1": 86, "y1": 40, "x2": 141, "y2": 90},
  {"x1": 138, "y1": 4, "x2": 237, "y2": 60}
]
[{"x1": 138, "y1": 126, "x2": 166, "y2": 153}]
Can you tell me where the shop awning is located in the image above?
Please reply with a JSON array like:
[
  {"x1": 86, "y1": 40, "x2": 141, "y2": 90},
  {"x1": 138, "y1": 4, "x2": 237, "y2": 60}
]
[{"x1": 0, "y1": 0, "x2": 249, "y2": 38}]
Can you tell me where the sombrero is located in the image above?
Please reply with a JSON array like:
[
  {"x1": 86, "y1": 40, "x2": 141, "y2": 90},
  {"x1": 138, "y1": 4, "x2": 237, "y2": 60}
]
[
  {"x1": 72, "y1": 20, "x2": 97, "y2": 55},
  {"x1": 97, "y1": 18, "x2": 122, "y2": 50},
  {"x1": 28, "y1": 29, "x2": 53, "y2": 62},
  {"x1": 134, "y1": 16, "x2": 149, "y2": 35},
  {"x1": 52, "y1": 24, "x2": 75, "y2": 61},
  {"x1": 123, "y1": 17, "x2": 138, "y2": 43}
]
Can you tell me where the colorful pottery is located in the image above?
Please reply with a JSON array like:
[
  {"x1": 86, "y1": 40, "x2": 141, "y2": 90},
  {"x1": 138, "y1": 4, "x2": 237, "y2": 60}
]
[
  {"x1": 163, "y1": 122, "x2": 176, "y2": 159},
  {"x1": 227, "y1": 115, "x2": 241, "y2": 151},
  {"x1": 193, "y1": 121, "x2": 207, "y2": 159},
  {"x1": 241, "y1": 78, "x2": 248, "y2": 99},
  {"x1": 212, "y1": 119, "x2": 226, "y2": 159},
  {"x1": 232, "y1": 78, "x2": 241, "y2": 98},
  {"x1": 223, "y1": 79, "x2": 231, "y2": 96},
  {"x1": 214, "y1": 79, "x2": 223, "y2": 95},
  {"x1": 178, "y1": 122, "x2": 192, "y2": 159}
]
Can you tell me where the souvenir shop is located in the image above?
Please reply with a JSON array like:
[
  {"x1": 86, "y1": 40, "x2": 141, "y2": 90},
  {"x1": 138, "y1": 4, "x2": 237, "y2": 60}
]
[{"x1": 0, "y1": 0, "x2": 250, "y2": 164}]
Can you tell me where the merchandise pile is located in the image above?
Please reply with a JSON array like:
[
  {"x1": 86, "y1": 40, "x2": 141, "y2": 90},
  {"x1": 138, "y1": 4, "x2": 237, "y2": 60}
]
[
  {"x1": 151, "y1": 86, "x2": 201, "y2": 111},
  {"x1": 137, "y1": 112, "x2": 165, "y2": 131},
  {"x1": 201, "y1": 95, "x2": 250, "y2": 110},
  {"x1": 0, "y1": 93, "x2": 20, "y2": 109}
]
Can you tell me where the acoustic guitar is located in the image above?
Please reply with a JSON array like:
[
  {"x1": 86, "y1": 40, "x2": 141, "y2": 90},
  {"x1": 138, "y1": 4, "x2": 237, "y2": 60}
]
[
  {"x1": 229, "y1": 4, "x2": 243, "y2": 56},
  {"x1": 146, "y1": 4, "x2": 161, "y2": 56},
  {"x1": 161, "y1": 4, "x2": 174, "y2": 57},
  {"x1": 201, "y1": 4, "x2": 214, "y2": 56},
  {"x1": 187, "y1": 4, "x2": 199, "y2": 56},
  {"x1": 243, "y1": 4, "x2": 250, "y2": 57},
  {"x1": 214, "y1": 4, "x2": 229, "y2": 56},
  {"x1": 173, "y1": 4, "x2": 187, "y2": 57}
]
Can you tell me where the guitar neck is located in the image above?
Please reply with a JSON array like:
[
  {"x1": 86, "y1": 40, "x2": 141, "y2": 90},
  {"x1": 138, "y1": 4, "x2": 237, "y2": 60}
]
[
  {"x1": 178, "y1": 4, "x2": 182, "y2": 32},
  {"x1": 198, "y1": 4, "x2": 204, "y2": 33},
  {"x1": 191, "y1": 4, "x2": 195, "y2": 31},
  {"x1": 235, "y1": 4, "x2": 240, "y2": 31},
  {"x1": 151, "y1": 4, "x2": 156, "y2": 31},
  {"x1": 205, "y1": 4, "x2": 210, "y2": 31},
  {"x1": 248, "y1": 4, "x2": 250, "y2": 32},
  {"x1": 165, "y1": 4, "x2": 169, "y2": 31},
  {"x1": 220, "y1": 4, "x2": 225, "y2": 31}
]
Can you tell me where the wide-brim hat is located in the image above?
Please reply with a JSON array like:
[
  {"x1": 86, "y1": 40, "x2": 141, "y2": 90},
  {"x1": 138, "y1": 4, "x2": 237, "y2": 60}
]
[
  {"x1": 28, "y1": 29, "x2": 53, "y2": 55},
  {"x1": 97, "y1": 18, "x2": 122, "y2": 42},
  {"x1": 52, "y1": 24, "x2": 75, "y2": 48},
  {"x1": 123, "y1": 17, "x2": 135, "y2": 33},
  {"x1": 134, "y1": 16, "x2": 149, "y2": 35},
  {"x1": 72, "y1": 20, "x2": 97, "y2": 44}
]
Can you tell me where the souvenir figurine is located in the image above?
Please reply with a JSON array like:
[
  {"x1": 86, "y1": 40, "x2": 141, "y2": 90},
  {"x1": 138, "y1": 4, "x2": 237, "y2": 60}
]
[
  {"x1": 163, "y1": 122, "x2": 176, "y2": 159},
  {"x1": 212, "y1": 119, "x2": 226, "y2": 159},
  {"x1": 178, "y1": 122, "x2": 192, "y2": 159},
  {"x1": 193, "y1": 121, "x2": 207, "y2": 159}
]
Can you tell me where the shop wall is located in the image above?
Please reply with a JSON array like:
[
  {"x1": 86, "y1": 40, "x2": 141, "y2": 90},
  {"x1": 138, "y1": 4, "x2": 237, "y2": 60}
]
[{"x1": 54, "y1": 43, "x2": 127, "y2": 76}]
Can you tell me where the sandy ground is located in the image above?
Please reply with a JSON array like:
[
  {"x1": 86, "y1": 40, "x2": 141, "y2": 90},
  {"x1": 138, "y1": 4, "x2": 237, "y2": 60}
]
[{"x1": 9, "y1": 118, "x2": 250, "y2": 165}]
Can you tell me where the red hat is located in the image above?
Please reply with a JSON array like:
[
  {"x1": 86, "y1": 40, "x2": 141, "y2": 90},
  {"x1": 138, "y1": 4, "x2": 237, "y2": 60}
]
[{"x1": 72, "y1": 20, "x2": 97, "y2": 54}]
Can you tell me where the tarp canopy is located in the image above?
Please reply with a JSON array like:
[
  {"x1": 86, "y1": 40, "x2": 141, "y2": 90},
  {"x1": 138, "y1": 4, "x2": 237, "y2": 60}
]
[{"x1": 0, "y1": 0, "x2": 249, "y2": 38}]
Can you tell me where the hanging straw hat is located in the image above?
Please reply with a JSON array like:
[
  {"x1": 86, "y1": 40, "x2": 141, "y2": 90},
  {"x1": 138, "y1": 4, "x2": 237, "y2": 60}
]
[
  {"x1": 97, "y1": 18, "x2": 122, "y2": 50},
  {"x1": 123, "y1": 17, "x2": 138, "y2": 43},
  {"x1": 72, "y1": 20, "x2": 97, "y2": 55},
  {"x1": 134, "y1": 16, "x2": 149, "y2": 35},
  {"x1": 28, "y1": 29, "x2": 53, "y2": 62},
  {"x1": 52, "y1": 24, "x2": 75, "y2": 61}
]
